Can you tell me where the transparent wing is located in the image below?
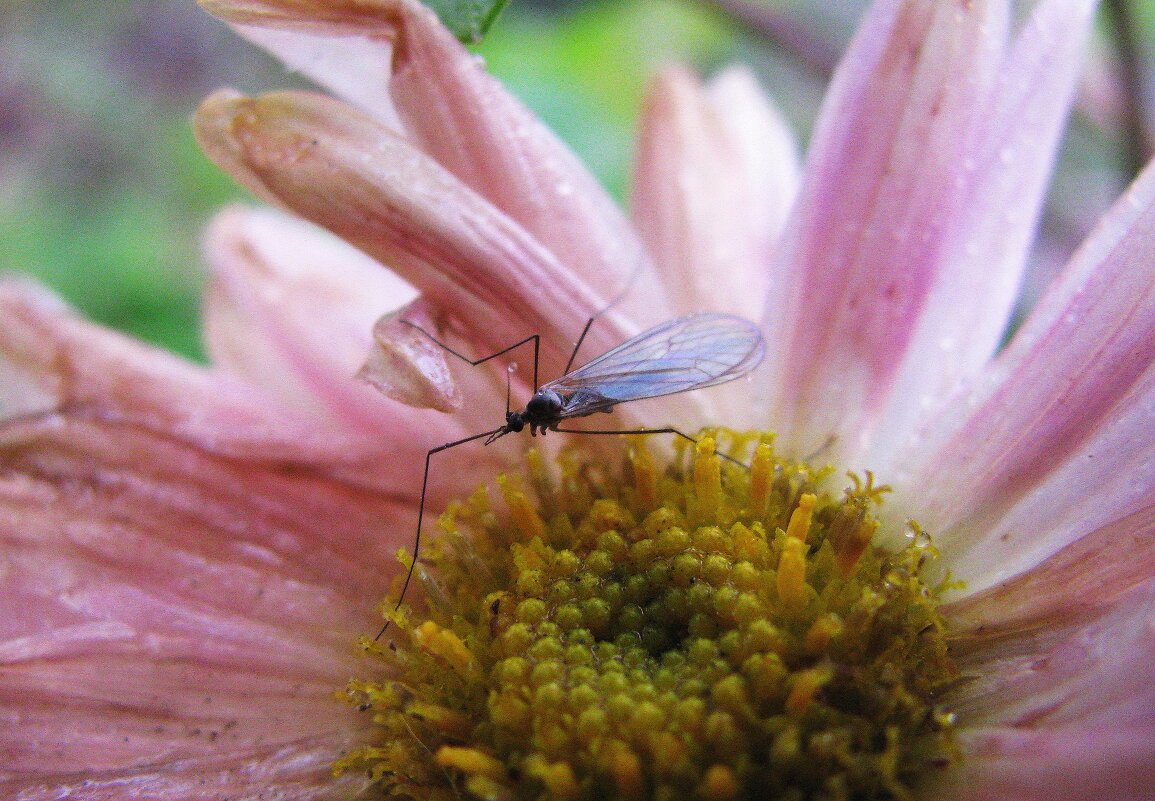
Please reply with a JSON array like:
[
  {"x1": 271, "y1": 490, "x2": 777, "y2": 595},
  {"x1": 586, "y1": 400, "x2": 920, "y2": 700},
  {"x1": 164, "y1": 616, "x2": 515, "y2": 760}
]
[{"x1": 544, "y1": 313, "x2": 765, "y2": 417}]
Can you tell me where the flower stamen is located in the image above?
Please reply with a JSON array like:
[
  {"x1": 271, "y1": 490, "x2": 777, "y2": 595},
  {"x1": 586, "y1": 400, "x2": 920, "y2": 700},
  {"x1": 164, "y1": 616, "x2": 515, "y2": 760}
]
[{"x1": 339, "y1": 430, "x2": 957, "y2": 800}]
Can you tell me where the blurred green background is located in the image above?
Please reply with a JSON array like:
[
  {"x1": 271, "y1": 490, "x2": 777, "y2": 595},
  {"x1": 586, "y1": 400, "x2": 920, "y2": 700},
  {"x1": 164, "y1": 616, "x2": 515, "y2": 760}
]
[{"x1": 0, "y1": 0, "x2": 1149, "y2": 361}]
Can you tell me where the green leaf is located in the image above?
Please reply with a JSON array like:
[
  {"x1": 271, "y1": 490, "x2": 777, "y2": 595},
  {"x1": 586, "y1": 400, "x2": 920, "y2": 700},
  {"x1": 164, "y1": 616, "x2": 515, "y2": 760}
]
[{"x1": 425, "y1": 0, "x2": 511, "y2": 43}]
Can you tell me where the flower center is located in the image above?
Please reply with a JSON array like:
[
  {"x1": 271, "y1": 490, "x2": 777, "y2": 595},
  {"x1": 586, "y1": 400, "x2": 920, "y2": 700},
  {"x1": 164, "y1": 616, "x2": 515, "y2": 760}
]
[{"x1": 337, "y1": 432, "x2": 958, "y2": 800}]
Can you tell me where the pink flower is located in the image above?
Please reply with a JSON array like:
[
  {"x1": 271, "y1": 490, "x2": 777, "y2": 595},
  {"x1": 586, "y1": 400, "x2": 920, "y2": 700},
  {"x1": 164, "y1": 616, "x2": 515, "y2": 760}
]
[{"x1": 2, "y1": 0, "x2": 1152, "y2": 799}]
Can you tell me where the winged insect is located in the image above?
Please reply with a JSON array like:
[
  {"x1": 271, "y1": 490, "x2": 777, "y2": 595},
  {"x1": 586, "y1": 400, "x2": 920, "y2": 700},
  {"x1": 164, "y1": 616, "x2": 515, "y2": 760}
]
[{"x1": 375, "y1": 311, "x2": 764, "y2": 638}]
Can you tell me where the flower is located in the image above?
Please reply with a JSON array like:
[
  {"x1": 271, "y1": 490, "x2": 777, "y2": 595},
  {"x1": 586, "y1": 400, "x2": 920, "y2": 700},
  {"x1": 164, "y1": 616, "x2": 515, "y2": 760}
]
[{"x1": 2, "y1": 0, "x2": 1153, "y2": 799}]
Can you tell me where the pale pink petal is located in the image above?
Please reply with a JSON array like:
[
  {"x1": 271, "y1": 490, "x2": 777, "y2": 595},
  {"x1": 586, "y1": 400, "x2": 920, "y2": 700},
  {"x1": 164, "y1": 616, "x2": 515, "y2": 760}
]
[
  {"x1": 949, "y1": 579, "x2": 1155, "y2": 728},
  {"x1": 193, "y1": 89, "x2": 639, "y2": 388},
  {"x1": 200, "y1": 204, "x2": 517, "y2": 500},
  {"x1": 899, "y1": 158, "x2": 1155, "y2": 593},
  {"x1": 869, "y1": 0, "x2": 1099, "y2": 469},
  {"x1": 630, "y1": 65, "x2": 799, "y2": 320},
  {"x1": 760, "y1": 0, "x2": 1010, "y2": 458},
  {"x1": 202, "y1": 205, "x2": 451, "y2": 430},
  {"x1": 357, "y1": 297, "x2": 462, "y2": 412},
  {"x1": 202, "y1": 0, "x2": 667, "y2": 328},
  {"x1": 706, "y1": 66, "x2": 800, "y2": 252},
  {"x1": 925, "y1": 581, "x2": 1155, "y2": 800},
  {"x1": 943, "y1": 502, "x2": 1155, "y2": 634},
  {"x1": 0, "y1": 412, "x2": 403, "y2": 799},
  {"x1": 0, "y1": 279, "x2": 487, "y2": 500},
  {"x1": 930, "y1": 725, "x2": 1155, "y2": 801},
  {"x1": 0, "y1": 279, "x2": 330, "y2": 457},
  {"x1": 203, "y1": 0, "x2": 404, "y2": 127},
  {"x1": 0, "y1": 281, "x2": 68, "y2": 420},
  {"x1": 235, "y1": 23, "x2": 403, "y2": 129}
]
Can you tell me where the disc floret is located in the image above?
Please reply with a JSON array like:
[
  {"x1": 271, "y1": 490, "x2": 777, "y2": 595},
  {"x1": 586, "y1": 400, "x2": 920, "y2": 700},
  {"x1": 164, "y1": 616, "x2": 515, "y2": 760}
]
[{"x1": 337, "y1": 432, "x2": 957, "y2": 800}]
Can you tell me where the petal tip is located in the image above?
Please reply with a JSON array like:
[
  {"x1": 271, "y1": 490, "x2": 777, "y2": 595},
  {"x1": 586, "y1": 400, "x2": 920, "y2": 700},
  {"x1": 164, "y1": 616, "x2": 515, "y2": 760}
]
[{"x1": 358, "y1": 302, "x2": 462, "y2": 413}]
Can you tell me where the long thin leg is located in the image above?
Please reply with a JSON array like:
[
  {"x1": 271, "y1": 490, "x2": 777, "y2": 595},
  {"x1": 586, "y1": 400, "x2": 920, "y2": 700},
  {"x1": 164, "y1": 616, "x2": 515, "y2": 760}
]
[
  {"x1": 400, "y1": 319, "x2": 541, "y2": 390},
  {"x1": 375, "y1": 427, "x2": 502, "y2": 640},
  {"x1": 563, "y1": 316, "x2": 596, "y2": 375},
  {"x1": 564, "y1": 257, "x2": 646, "y2": 374},
  {"x1": 552, "y1": 426, "x2": 748, "y2": 468}
]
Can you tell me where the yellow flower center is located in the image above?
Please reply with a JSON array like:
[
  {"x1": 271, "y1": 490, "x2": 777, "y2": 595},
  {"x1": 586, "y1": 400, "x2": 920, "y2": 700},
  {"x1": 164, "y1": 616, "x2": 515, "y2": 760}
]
[{"x1": 337, "y1": 431, "x2": 958, "y2": 800}]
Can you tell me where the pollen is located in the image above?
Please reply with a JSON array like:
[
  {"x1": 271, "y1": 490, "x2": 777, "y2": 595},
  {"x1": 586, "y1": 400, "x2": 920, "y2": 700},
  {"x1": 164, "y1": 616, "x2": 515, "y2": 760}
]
[{"x1": 338, "y1": 431, "x2": 958, "y2": 800}]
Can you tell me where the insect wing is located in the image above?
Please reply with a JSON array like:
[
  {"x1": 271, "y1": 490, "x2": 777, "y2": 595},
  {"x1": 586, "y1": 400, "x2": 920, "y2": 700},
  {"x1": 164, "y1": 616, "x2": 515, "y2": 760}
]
[{"x1": 544, "y1": 313, "x2": 764, "y2": 416}]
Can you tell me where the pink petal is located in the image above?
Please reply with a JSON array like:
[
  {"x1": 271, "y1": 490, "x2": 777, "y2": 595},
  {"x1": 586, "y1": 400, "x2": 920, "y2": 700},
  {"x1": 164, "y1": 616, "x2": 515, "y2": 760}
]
[
  {"x1": 706, "y1": 67, "x2": 800, "y2": 247},
  {"x1": 949, "y1": 579, "x2": 1155, "y2": 728},
  {"x1": 900, "y1": 158, "x2": 1155, "y2": 593},
  {"x1": 870, "y1": 0, "x2": 1100, "y2": 468},
  {"x1": 927, "y1": 582, "x2": 1155, "y2": 801},
  {"x1": 762, "y1": 0, "x2": 1095, "y2": 461},
  {"x1": 202, "y1": 205, "x2": 457, "y2": 428},
  {"x1": 0, "y1": 279, "x2": 326, "y2": 458},
  {"x1": 760, "y1": 0, "x2": 1006, "y2": 456},
  {"x1": 357, "y1": 297, "x2": 463, "y2": 412},
  {"x1": 943, "y1": 502, "x2": 1155, "y2": 634},
  {"x1": 233, "y1": 23, "x2": 403, "y2": 129},
  {"x1": 0, "y1": 412, "x2": 400, "y2": 798},
  {"x1": 0, "y1": 279, "x2": 68, "y2": 420},
  {"x1": 931, "y1": 725, "x2": 1155, "y2": 801},
  {"x1": 194, "y1": 89, "x2": 638, "y2": 386},
  {"x1": 202, "y1": 0, "x2": 666, "y2": 328},
  {"x1": 0, "y1": 279, "x2": 489, "y2": 501},
  {"x1": 200, "y1": 206, "x2": 521, "y2": 498},
  {"x1": 630, "y1": 65, "x2": 799, "y2": 320}
]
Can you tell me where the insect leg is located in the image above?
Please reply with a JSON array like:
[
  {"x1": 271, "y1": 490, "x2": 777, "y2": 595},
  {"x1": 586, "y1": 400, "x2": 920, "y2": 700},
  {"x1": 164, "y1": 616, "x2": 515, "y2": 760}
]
[
  {"x1": 562, "y1": 256, "x2": 648, "y2": 374},
  {"x1": 400, "y1": 319, "x2": 542, "y2": 390},
  {"x1": 375, "y1": 426, "x2": 502, "y2": 640},
  {"x1": 563, "y1": 316, "x2": 596, "y2": 375},
  {"x1": 551, "y1": 426, "x2": 748, "y2": 468}
]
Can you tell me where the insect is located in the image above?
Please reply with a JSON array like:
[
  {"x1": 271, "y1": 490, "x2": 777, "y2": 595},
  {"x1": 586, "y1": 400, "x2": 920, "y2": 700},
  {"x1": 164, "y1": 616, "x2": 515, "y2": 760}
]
[{"x1": 376, "y1": 312, "x2": 765, "y2": 637}]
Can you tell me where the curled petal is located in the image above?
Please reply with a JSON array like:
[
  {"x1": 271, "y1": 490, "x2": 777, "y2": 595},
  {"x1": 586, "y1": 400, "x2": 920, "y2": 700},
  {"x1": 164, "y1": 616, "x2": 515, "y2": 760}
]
[
  {"x1": 386, "y1": 0, "x2": 664, "y2": 325},
  {"x1": 631, "y1": 65, "x2": 799, "y2": 320},
  {"x1": 202, "y1": 0, "x2": 665, "y2": 327},
  {"x1": 358, "y1": 298, "x2": 462, "y2": 412},
  {"x1": 194, "y1": 88, "x2": 636, "y2": 385}
]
